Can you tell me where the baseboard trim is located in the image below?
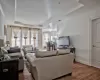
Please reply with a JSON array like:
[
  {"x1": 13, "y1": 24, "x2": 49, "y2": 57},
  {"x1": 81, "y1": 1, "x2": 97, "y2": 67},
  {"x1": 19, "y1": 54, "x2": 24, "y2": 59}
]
[
  {"x1": 75, "y1": 56, "x2": 91, "y2": 66},
  {"x1": 53, "y1": 73, "x2": 72, "y2": 80}
]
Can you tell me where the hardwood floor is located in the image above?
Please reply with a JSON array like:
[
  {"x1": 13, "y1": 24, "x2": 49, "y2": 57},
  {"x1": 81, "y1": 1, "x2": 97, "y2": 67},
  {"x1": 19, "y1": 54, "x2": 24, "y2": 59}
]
[
  {"x1": 72, "y1": 62, "x2": 100, "y2": 80},
  {"x1": 19, "y1": 62, "x2": 100, "y2": 80},
  {"x1": 19, "y1": 64, "x2": 33, "y2": 80},
  {"x1": 19, "y1": 73, "x2": 24, "y2": 80}
]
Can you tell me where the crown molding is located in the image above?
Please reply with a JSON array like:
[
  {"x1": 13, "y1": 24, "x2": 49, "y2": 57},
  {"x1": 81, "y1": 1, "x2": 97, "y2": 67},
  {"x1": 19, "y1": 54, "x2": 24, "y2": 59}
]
[
  {"x1": 42, "y1": 0, "x2": 84, "y2": 27},
  {"x1": 0, "y1": 3, "x2": 5, "y2": 17}
]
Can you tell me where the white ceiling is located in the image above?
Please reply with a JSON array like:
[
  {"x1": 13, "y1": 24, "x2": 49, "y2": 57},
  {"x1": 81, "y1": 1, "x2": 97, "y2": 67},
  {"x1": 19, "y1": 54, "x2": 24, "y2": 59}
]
[
  {"x1": 50, "y1": 0, "x2": 80, "y2": 16},
  {"x1": 0, "y1": 0, "x2": 100, "y2": 27},
  {"x1": 16, "y1": 0, "x2": 48, "y2": 25},
  {"x1": 0, "y1": 0, "x2": 15, "y2": 23},
  {"x1": 0, "y1": 0, "x2": 82, "y2": 26}
]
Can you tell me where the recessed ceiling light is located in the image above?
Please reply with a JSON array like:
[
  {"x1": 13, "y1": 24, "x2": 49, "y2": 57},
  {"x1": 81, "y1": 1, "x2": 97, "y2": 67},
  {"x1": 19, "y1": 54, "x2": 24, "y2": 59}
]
[
  {"x1": 58, "y1": 20, "x2": 61, "y2": 22},
  {"x1": 58, "y1": 0, "x2": 60, "y2": 4},
  {"x1": 59, "y1": 2, "x2": 60, "y2": 4}
]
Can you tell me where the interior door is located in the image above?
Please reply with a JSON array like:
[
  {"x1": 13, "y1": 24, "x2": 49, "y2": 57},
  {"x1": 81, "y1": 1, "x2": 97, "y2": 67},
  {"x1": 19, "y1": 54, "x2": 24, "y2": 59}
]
[{"x1": 92, "y1": 18, "x2": 100, "y2": 68}]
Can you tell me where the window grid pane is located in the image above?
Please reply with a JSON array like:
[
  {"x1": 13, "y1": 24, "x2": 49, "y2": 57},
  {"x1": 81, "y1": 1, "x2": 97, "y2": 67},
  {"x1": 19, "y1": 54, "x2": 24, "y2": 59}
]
[{"x1": 11, "y1": 28, "x2": 39, "y2": 47}]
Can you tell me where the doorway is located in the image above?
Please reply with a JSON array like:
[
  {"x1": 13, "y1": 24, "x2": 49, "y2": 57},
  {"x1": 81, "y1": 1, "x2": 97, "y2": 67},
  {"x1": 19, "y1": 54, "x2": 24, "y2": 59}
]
[{"x1": 92, "y1": 18, "x2": 100, "y2": 68}]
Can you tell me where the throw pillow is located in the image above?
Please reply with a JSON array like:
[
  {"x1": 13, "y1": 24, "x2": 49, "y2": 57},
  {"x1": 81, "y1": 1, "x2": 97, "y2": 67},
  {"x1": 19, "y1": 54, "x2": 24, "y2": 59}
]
[
  {"x1": 7, "y1": 48, "x2": 20, "y2": 53},
  {"x1": 1, "y1": 47, "x2": 8, "y2": 54},
  {"x1": 57, "y1": 49, "x2": 70, "y2": 55},
  {"x1": 36, "y1": 50, "x2": 57, "y2": 58},
  {"x1": 3, "y1": 54, "x2": 11, "y2": 60}
]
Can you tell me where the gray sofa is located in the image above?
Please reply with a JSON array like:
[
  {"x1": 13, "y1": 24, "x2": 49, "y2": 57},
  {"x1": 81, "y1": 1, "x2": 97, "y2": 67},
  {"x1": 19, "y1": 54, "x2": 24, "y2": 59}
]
[
  {"x1": 1, "y1": 47, "x2": 24, "y2": 71},
  {"x1": 22, "y1": 45, "x2": 37, "y2": 56}
]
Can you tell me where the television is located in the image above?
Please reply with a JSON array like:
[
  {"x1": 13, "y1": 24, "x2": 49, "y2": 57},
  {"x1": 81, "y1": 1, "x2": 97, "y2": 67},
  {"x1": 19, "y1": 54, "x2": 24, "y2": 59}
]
[{"x1": 57, "y1": 36, "x2": 70, "y2": 49}]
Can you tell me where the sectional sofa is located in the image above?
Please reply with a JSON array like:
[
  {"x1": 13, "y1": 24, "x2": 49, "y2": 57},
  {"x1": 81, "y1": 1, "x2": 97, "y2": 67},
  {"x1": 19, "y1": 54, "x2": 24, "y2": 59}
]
[
  {"x1": 23, "y1": 46, "x2": 74, "y2": 80},
  {"x1": 1, "y1": 46, "x2": 24, "y2": 71}
]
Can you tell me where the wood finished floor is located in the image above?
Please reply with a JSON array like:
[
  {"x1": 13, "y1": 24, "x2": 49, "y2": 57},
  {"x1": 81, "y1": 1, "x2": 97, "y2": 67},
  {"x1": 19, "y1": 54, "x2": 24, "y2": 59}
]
[{"x1": 19, "y1": 62, "x2": 100, "y2": 80}]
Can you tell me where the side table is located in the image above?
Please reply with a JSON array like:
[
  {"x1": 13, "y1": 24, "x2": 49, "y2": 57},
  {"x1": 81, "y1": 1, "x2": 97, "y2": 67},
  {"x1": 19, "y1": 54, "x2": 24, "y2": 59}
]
[
  {"x1": 68, "y1": 47, "x2": 76, "y2": 62},
  {"x1": 0, "y1": 59, "x2": 19, "y2": 80}
]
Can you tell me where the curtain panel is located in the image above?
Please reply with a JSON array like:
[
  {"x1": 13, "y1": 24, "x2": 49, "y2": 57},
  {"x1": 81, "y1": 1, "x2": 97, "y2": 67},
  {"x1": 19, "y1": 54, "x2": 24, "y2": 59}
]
[
  {"x1": 22, "y1": 27, "x2": 29, "y2": 37},
  {"x1": 31, "y1": 29, "x2": 39, "y2": 47},
  {"x1": 6, "y1": 26, "x2": 12, "y2": 46},
  {"x1": 12, "y1": 27, "x2": 20, "y2": 37},
  {"x1": 22, "y1": 27, "x2": 29, "y2": 45}
]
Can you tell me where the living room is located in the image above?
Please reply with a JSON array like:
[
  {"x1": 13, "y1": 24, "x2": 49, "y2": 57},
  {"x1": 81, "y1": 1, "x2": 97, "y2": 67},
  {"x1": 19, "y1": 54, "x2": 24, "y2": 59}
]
[{"x1": 0, "y1": 0, "x2": 100, "y2": 80}]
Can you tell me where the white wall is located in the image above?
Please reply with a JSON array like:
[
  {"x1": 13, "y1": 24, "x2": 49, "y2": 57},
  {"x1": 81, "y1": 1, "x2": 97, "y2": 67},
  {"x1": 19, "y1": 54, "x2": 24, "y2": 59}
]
[
  {"x1": 0, "y1": 8, "x2": 5, "y2": 39},
  {"x1": 58, "y1": 7, "x2": 100, "y2": 65}
]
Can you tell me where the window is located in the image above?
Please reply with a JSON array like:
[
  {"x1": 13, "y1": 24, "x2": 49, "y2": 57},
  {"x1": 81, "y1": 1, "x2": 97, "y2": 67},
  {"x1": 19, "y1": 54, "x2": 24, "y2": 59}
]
[
  {"x1": 16, "y1": 33, "x2": 21, "y2": 47},
  {"x1": 12, "y1": 28, "x2": 21, "y2": 47},
  {"x1": 31, "y1": 30, "x2": 34, "y2": 47},
  {"x1": 43, "y1": 33, "x2": 49, "y2": 47},
  {"x1": 43, "y1": 32, "x2": 57, "y2": 48},
  {"x1": 22, "y1": 29, "x2": 30, "y2": 46},
  {"x1": 12, "y1": 33, "x2": 15, "y2": 47},
  {"x1": 31, "y1": 30, "x2": 38, "y2": 48},
  {"x1": 10, "y1": 26, "x2": 39, "y2": 47},
  {"x1": 35, "y1": 31, "x2": 38, "y2": 48}
]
